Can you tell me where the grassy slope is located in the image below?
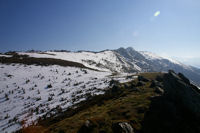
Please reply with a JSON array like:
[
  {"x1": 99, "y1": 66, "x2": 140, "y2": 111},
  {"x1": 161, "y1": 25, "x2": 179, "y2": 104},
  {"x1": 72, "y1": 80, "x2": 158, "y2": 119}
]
[{"x1": 19, "y1": 73, "x2": 163, "y2": 133}]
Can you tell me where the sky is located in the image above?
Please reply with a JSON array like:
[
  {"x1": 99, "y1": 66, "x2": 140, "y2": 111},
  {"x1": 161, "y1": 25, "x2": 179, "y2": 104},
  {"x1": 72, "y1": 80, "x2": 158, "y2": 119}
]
[{"x1": 0, "y1": 0, "x2": 200, "y2": 60}]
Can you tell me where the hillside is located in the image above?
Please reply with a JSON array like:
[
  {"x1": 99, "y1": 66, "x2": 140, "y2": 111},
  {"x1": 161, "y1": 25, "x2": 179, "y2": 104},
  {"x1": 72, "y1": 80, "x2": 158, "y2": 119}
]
[
  {"x1": 0, "y1": 47, "x2": 200, "y2": 132},
  {"x1": 0, "y1": 54, "x2": 134, "y2": 132},
  {"x1": 18, "y1": 71, "x2": 200, "y2": 133}
]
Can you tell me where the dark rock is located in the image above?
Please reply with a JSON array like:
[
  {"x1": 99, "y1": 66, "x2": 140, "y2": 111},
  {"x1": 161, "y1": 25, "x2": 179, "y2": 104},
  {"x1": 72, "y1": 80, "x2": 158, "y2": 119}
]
[
  {"x1": 156, "y1": 75, "x2": 163, "y2": 82},
  {"x1": 155, "y1": 86, "x2": 164, "y2": 94},
  {"x1": 99, "y1": 131, "x2": 106, "y2": 133},
  {"x1": 150, "y1": 80, "x2": 163, "y2": 88},
  {"x1": 99, "y1": 131, "x2": 107, "y2": 133},
  {"x1": 124, "y1": 83, "x2": 131, "y2": 89},
  {"x1": 142, "y1": 71, "x2": 200, "y2": 133},
  {"x1": 191, "y1": 84, "x2": 200, "y2": 94},
  {"x1": 130, "y1": 83, "x2": 136, "y2": 87},
  {"x1": 138, "y1": 76, "x2": 149, "y2": 82},
  {"x1": 164, "y1": 71, "x2": 200, "y2": 119},
  {"x1": 131, "y1": 87, "x2": 140, "y2": 92},
  {"x1": 168, "y1": 70, "x2": 181, "y2": 80},
  {"x1": 137, "y1": 81, "x2": 145, "y2": 86},
  {"x1": 110, "y1": 79, "x2": 120, "y2": 86},
  {"x1": 168, "y1": 69, "x2": 176, "y2": 74},
  {"x1": 77, "y1": 120, "x2": 96, "y2": 133},
  {"x1": 112, "y1": 122, "x2": 134, "y2": 133},
  {"x1": 149, "y1": 80, "x2": 156, "y2": 88},
  {"x1": 111, "y1": 85, "x2": 122, "y2": 94},
  {"x1": 58, "y1": 129, "x2": 65, "y2": 133},
  {"x1": 178, "y1": 73, "x2": 190, "y2": 84},
  {"x1": 137, "y1": 107, "x2": 146, "y2": 114}
]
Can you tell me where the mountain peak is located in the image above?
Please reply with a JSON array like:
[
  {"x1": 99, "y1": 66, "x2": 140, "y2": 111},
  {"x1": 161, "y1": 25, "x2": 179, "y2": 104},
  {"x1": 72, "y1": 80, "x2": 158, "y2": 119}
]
[
  {"x1": 116, "y1": 47, "x2": 135, "y2": 52},
  {"x1": 126, "y1": 47, "x2": 135, "y2": 52}
]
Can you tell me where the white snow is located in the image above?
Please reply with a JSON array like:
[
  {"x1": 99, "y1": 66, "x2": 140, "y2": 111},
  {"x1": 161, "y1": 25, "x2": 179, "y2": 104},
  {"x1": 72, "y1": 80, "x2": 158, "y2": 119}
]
[
  {"x1": 0, "y1": 54, "x2": 12, "y2": 57},
  {"x1": 139, "y1": 51, "x2": 163, "y2": 60},
  {"x1": 0, "y1": 64, "x2": 112, "y2": 132},
  {"x1": 18, "y1": 51, "x2": 124, "y2": 72},
  {"x1": 18, "y1": 50, "x2": 192, "y2": 73},
  {"x1": 109, "y1": 73, "x2": 138, "y2": 83},
  {"x1": 139, "y1": 51, "x2": 189, "y2": 67}
]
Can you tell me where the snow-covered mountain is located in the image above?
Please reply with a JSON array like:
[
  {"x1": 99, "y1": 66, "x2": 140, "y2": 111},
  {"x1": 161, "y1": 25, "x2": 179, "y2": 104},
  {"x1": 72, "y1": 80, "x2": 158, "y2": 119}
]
[
  {"x1": 1, "y1": 47, "x2": 200, "y2": 132},
  {"x1": 16, "y1": 47, "x2": 200, "y2": 85},
  {"x1": 115, "y1": 47, "x2": 200, "y2": 86}
]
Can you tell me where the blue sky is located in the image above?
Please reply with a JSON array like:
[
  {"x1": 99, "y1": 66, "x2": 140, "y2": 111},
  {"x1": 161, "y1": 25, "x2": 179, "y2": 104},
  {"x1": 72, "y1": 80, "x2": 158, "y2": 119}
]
[{"x1": 0, "y1": 0, "x2": 200, "y2": 59}]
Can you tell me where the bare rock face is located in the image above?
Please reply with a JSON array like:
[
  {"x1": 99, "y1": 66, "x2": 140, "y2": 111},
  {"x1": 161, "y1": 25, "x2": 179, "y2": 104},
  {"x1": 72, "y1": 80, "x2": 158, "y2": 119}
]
[{"x1": 112, "y1": 122, "x2": 134, "y2": 133}]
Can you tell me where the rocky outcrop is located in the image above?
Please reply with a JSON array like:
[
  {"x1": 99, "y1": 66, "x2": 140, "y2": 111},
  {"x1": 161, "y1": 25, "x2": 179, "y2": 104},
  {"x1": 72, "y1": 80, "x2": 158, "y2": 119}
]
[
  {"x1": 142, "y1": 70, "x2": 200, "y2": 133},
  {"x1": 150, "y1": 80, "x2": 163, "y2": 88},
  {"x1": 164, "y1": 70, "x2": 200, "y2": 119}
]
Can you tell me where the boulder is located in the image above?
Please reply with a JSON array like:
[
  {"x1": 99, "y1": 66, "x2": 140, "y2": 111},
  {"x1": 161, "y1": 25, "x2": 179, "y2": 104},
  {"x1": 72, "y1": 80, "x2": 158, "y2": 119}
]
[
  {"x1": 112, "y1": 122, "x2": 134, "y2": 133},
  {"x1": 155, "y1": 86, "x2": 164, "y2": 94},
  {"x1": 150, "y1": 80, "x2": 163, "y2": 88}
]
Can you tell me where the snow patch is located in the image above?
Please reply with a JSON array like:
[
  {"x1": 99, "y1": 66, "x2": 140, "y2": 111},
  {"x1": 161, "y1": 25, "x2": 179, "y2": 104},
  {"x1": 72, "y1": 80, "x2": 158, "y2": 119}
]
[{"x1": 0, "y1": 54, "x2": 12, "y2": 57}]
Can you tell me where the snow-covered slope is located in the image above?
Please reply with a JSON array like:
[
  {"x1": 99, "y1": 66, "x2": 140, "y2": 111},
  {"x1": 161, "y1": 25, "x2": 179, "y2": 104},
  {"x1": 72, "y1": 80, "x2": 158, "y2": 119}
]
[
  {"x1": 18, "y1": 51, "x2": 125, "y2": 72},
  {"x1": 140, "y1": 51, "x2": 185, "y2": 67},
  {"x1": 0, "y1": 64, "x2": 112, "y2": 132},
  {"x1": 0, "y1": 61, "x2": 135, "y2": 132},
  {"x1": 18, "y1": 50, "x2": 143, "y2": 73},
  {"x1": 139, "y1": 51, "x2": 164, "y2": 60}
]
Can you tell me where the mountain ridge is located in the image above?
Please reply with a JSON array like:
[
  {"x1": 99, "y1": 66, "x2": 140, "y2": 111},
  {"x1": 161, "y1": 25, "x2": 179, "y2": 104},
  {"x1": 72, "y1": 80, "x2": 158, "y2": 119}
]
[{"x1": 1, "y1": 47, "x2": 200, "y2": 85}]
